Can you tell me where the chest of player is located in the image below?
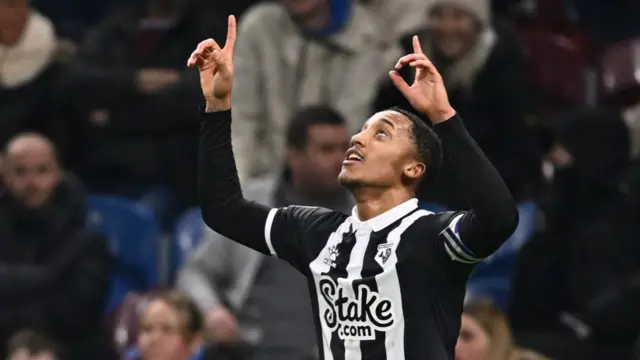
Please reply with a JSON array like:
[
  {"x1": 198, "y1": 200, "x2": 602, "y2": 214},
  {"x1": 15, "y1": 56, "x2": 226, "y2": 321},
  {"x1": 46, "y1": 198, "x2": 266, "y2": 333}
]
[{"x1": 306, "y1": 224, "x2": 433, "y2": 340}]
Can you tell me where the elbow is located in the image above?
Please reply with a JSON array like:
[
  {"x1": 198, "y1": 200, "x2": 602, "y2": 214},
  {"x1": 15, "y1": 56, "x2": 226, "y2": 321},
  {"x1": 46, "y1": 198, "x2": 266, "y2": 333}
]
[
  {"x1": 201, "y1": 208, "x2": 225, "y2": 234},
  {"x1": 479, "y1": 196, "x2": 519, "y2": 241},
  {"x1": 497, "y1": 203, "x2": 519, "y2": 240},
  {"x1": 201, "y1": 202, "x2": 239, "y2": 236}
]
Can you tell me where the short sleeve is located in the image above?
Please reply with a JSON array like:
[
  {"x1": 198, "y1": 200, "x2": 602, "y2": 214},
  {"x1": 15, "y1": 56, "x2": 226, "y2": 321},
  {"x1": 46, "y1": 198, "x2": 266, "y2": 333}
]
[
  {"x1": 439, "y1": 212, "x2": 485, "y2": 265},
  {"x1": 264, "y1": 206, "x2": 338, "y2": 272}
]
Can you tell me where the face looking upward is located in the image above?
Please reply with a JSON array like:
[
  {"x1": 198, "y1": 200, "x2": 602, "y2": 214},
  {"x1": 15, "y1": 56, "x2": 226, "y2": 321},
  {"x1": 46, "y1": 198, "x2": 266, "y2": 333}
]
[{"x1": 338, "y1": 110, "x2": 425, "y2": 191}]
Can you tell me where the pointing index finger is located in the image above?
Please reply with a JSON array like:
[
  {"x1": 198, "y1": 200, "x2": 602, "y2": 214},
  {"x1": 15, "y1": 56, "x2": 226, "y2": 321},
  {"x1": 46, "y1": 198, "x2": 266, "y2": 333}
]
[
  {"x1": 412, "y1": 35, "x2": 423, "y2": 55},
  {"x1": 225, "y1": 15, "x2": 237, "y2": 52}
]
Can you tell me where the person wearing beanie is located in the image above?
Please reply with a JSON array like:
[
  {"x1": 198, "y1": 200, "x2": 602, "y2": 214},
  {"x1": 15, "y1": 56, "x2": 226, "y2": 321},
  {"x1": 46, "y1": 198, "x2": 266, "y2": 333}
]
[{"x1": 375, "y1": 0, "x2": 541, "y2": 211}]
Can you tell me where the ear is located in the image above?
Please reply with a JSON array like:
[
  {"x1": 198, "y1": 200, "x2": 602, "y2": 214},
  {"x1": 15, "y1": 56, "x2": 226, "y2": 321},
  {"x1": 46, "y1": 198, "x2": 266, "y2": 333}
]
[
  {"x1": 403, "y1": 161, "x2": 426, "y2": 182},
  {"x1": 287, "y1": 148, "x2": 304, "y2": 169}
]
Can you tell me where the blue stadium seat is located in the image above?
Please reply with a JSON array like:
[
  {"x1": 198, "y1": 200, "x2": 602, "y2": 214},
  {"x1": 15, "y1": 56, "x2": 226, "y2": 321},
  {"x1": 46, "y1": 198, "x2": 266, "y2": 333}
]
[
  {"x1": 467, "y1": 201, "x2": 538, "y2": 310},
  {"x1": 86, "y1": 195, "x2": 160, "y2": 313},
  {"x1": 170, "y1": 208, "x2": 205, "y2": 280},
  {"x1": 418, "y1": 201, "x2": 449, "y2": 214}
]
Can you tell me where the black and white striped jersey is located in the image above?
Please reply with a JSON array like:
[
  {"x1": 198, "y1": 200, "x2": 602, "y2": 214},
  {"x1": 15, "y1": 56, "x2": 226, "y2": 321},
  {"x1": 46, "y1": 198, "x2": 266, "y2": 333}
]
[
  {"x1": 197, "y1": 109, "x2": 518, "y2": 360},
  {"x1": 262, "y1": 198, "x2": 486, "y2": 360}
]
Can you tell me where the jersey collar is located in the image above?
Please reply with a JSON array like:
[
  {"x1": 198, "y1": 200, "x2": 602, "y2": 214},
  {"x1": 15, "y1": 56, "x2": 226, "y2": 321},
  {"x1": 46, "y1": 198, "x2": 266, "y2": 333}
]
[{"x1": 351, "y1": 198, "x2": 419, "y2": 232}]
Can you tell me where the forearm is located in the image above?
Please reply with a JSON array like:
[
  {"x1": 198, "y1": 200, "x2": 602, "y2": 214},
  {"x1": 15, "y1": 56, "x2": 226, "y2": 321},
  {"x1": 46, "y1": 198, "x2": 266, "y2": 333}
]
[
  {"x1": 434, "y1": 114, "x2": 518, "y2": 255},
  {"x1": 177, "y1": 267, "x2": 222, "y2": 313},
  {"x1": 198, "y1": 109, "x2": 271, "y2": 254}
]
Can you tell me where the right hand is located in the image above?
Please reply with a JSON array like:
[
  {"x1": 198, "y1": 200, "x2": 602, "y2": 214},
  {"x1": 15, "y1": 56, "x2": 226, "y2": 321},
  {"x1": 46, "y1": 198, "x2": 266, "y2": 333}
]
[
  {"x1": 187, "y1": 15, "x2": 236, "y2": 110},
  {"x1": 206, "y1": 306, "x2": 240, "y2": 344}
]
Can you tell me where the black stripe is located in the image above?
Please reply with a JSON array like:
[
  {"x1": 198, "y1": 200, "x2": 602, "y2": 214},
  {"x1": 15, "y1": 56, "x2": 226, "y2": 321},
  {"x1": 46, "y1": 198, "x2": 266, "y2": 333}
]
[
  {"x1": 354, "y1": 228, "x2": 391, "y2": 359},
  {"x1": 323, "y1": 225, "x2": 356, "y2": 360}
]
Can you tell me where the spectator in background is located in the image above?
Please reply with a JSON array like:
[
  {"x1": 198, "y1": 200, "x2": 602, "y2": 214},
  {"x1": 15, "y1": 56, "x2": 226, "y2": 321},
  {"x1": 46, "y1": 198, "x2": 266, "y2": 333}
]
[
  {"x1": 0, "y1": 133, "x2": 113, "y2": 360},
  {"x1": 60, "y1": 0, "x2": 226, "y2": 221},
  {"x1": 375, "y1": 0, "x2": 540, "y2": 209},
  {"x1": 457, "y1": 298, "x2": 548, "y2": 360},
  {"x1": 126, "y1": 291, "x2": 204, "y2": 360},
  {"x1": 7, "y1": 330, "x2": 59, "y2": 360},
  {"x1": 30, "y1": 0, "x2": 125, "y2": 42},
  {"x1": 178, "y1": 106, "x2": 354, "y2": 360},
  {"x1": 509, "y1": 107, "x2": 636, "y2": 360},
  {"x1": 231, "y1": 0, "x2": 392, "y2": 182},
  {"x1": 203, "y1": 0, "x2": 258, "y2": 20},
  {"x1": 0, "y1": 0, "x2": 71, "y2": 153},
  {"x1": 359, "y1": 0, "x2": 430, "y2": 51}
]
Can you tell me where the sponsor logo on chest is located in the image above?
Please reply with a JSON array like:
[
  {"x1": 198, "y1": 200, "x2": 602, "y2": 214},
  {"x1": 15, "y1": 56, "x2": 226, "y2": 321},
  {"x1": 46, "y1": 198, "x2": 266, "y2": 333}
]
[{"x1": 319, "y1": 276, "x2": 396, "y2": 340}]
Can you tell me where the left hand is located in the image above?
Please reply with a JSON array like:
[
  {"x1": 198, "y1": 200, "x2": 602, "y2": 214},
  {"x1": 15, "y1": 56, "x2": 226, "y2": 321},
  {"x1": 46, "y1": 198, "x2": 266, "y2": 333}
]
[{"x1": 389, "y1": 35, "x2": 456, "y2": 123}]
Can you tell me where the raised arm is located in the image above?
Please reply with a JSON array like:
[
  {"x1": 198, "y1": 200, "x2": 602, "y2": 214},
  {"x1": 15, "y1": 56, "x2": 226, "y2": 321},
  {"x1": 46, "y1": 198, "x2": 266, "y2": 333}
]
[
  {"x1": 188, "y1": 16, "x2": 332, "y2": 269},
  {"x1": 433, "y1": 114, "x2": 519, "y2": 258},
  {"x1": 187, "y1": 16, "x2": 270, "y2": 256},
  {"x1": 390, "y1": 36, "x2": 518, "y2": 261}
]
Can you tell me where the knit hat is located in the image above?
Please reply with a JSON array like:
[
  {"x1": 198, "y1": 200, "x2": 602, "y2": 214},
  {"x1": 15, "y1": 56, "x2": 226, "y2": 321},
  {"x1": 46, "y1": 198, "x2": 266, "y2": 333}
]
[{"x1": 427, "y1": 0, "x2": 491, "y2": 27}]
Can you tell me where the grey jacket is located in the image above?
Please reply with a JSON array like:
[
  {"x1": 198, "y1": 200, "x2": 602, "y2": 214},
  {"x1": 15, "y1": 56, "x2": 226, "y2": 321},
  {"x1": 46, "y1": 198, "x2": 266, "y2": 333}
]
[
  {"x1": 231, "y1": 2, "x2": 396, "y2": 182},
  {"x1": 177, "y1": 175, "x2": 278, "y2": 313}
]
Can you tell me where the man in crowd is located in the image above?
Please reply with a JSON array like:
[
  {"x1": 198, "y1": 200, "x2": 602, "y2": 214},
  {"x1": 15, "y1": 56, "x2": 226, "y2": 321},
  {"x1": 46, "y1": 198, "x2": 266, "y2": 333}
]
[
  {"x1": 0, "y1": 133, "x2": 113, "y2": 360},
  {"x1": 230, "y1": 0, "x2": 393, "y2": 182},
  {"x1": 60, "y1": 0, "x2": 226, "y2": 219},
  {"x1": 509, "y1": 107, "x2": 638, "y2": 360},
  {"x1": 178, "y1": 105, "x2": 354, "y2": 360}
]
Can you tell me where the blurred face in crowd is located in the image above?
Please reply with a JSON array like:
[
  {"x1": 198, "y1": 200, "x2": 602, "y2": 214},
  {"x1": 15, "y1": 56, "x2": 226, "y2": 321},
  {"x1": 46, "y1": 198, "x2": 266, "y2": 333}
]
[
  {"x1": 3, "y1": 134, "x2": 61, "y2": 209},
  {"x1": 0, "y1": 0, "x2": 29, "y2": 46},
  {"x1": 9, "y1": 349, "x2": 56, "y2": 360},
  {"x1": 338, "y1": 111, "x2": 425, "y2": 190},
  {"x1": 455, "y1": 314, "x2": 490, "y2": 360},
  {"x1": 428, "y1": 4, "x2": 480, "y2": 60},
  {"x1": 289, "y1": 123, "x2": 350, "y2": 193},
  {"x1": 138, "y1": 299, "x2": 195, "y2": 360},
  {"x1": 548, "y1": 144, "x2": 574, "y2": 169},
  {"x1": 281, "y1": 0, "x2": 328, "y2": 24},
  {"x1": 147, "y1": 0, "x2": 185, "y2": 17}
]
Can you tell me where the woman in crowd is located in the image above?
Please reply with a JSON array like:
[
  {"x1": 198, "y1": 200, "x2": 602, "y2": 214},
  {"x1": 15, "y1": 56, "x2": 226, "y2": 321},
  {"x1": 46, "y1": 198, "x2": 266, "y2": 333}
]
[
  {"x1": 127, "y1": 291, "x2": 204, "y2": 360},
  {"x1": 456, "y1": 298, "x2": 548, "y2": 360}
]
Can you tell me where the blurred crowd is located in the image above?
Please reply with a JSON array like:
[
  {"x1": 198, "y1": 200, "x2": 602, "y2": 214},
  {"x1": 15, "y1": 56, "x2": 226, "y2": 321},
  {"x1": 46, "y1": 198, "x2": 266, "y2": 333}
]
[{"x1": 1, "y1": 0, "x2": 640, "y2": 359}]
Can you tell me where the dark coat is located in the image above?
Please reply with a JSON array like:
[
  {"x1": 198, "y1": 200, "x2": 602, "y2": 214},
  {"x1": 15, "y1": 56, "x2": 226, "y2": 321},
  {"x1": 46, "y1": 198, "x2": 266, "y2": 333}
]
[
  {"x1": 59, "y1": 3, "x2": 226, "y2": 207},
  {"x1": 0, "y1": 175, "x2": 114, "y2": 360}
]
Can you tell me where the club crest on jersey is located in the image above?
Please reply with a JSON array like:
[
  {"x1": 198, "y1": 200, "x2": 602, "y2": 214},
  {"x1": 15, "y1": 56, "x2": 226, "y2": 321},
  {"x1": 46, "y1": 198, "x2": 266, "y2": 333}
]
[
  {"x1": 323, "y1": 246, "x2": 339, "y2": 268},
  {"x1": 375, "y1": 243, "x2": 394, "y2": 267},
  {"x1": 319, "y1": 276, "x2": 396, "y2": 341}
]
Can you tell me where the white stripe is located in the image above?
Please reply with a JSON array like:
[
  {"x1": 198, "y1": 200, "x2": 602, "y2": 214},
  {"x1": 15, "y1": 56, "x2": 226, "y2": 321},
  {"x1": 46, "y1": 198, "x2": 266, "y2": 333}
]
[
  {"x1": 442, "y1": 231, "x2": 479, "y2": 263},
  {"x1": 379, "y1": 210, "x2": 431, "y2": 360},
  {"x1": 443, "y1": 240, "x2": 476, "y2": 264},
  {"x1": 264, "y1": 208, "x2": 278, "y2": 257},
  {"x1": 309, "y1": 219, "x2": 353, "y2": 360},
  {"x1": 343, "y1": 228, "x2": 372, "y2": 360}
]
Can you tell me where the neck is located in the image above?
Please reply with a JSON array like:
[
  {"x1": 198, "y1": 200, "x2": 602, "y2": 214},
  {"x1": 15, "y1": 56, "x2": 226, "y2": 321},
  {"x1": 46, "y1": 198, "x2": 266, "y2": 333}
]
[
  {"x1": 296, "y1": 1, "x2": 331, "y2": 31},
  {"x1": 351, "y1": 186, "x2": 415, "y2": 221}
]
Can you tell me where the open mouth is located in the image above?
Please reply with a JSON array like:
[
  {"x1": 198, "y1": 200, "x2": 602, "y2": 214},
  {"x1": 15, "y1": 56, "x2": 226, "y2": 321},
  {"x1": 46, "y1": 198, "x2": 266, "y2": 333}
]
[{"x1": 343, "y1": 148, "x2": 364, "y2": 165}]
